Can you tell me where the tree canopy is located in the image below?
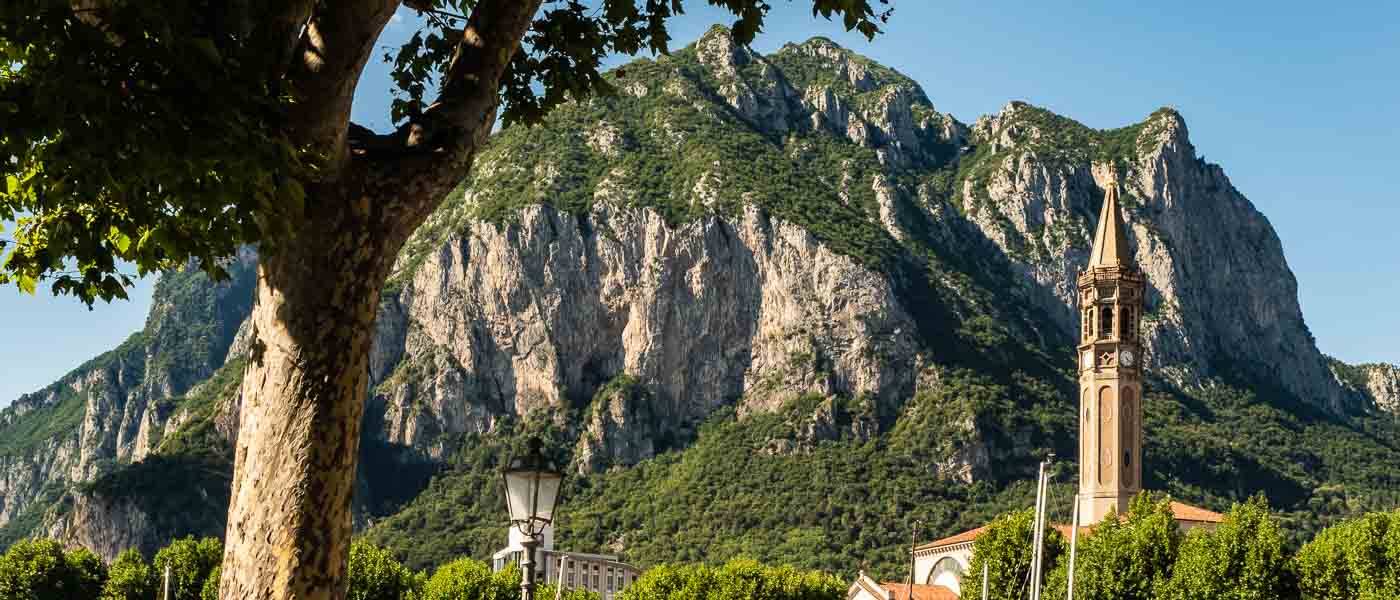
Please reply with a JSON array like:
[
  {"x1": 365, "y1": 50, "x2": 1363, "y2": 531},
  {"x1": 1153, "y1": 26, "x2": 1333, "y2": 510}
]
[
  {"x1": 1293, "y1": 509, "x2": 1400, "y2": 600},
  {"x1": 0, "y1": 0, "x2": 892, "y2": 304},
  {"x1": 964, "y1": 508, "x2": 1066, "y2": 600},
  {"x1": 1043, "y1": 495, "x2": 1181, "y2": 600}
]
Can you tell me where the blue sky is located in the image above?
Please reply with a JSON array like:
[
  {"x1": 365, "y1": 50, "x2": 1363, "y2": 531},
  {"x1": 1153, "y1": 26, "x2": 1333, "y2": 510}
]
[{"x1": 2, "y1": 1, "x2": 1397, "y2": 405}]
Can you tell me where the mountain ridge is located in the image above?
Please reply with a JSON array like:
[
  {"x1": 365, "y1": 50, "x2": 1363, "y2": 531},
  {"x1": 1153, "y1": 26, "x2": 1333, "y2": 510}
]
[{"x1": 0, "y1": 27, "x2": 1394, "y2": 576}]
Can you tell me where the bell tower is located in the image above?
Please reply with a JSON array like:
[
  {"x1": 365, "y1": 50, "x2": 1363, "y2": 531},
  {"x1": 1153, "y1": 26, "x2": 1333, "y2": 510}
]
[{"x1": 1077, "y1": 177, "x2": 1145, "y2": 524}]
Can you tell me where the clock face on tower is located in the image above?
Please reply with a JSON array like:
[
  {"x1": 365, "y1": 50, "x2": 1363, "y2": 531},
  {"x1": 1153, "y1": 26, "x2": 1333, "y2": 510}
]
[{"x1": 1120, "y1": 350, "x2": 1136, "y2": 367}]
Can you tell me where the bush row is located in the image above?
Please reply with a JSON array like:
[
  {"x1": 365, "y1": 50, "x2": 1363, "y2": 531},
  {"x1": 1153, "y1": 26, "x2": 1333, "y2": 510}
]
[
  {"x1": 968, "y1": 494, "x2": 1400, "y2": 600},
  {"x1": 0, "y1": 537, "x2": 843, "y2": 600}
]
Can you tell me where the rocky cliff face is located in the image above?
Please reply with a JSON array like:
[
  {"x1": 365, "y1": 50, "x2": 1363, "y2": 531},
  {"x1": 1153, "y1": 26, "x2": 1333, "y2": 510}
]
[
  {"x1": 374, "y1": 203, "x2": 922, "y2": 465},
  {"x1": 1361, "y1": 365, "x2": 1400, "y2": 413},
  {"x1": 953, "y1": 102, "x2": 1359, "y2": 413},
  {"x1": 0, "y1": 251, "x2": 256, "y2": 546},
  {"x1": 1, "y1": 27, "x2": 1393, "y2": 559}
]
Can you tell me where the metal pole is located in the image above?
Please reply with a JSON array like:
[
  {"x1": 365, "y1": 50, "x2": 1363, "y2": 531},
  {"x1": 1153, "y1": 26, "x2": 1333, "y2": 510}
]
[
  {"x1": 521, "y1": 535, "x2": 539, "y2": 600},
  {"x1": 1037, "y1": 456, "x2": 1054, "y2": 600},
  {"x1": 1029, "y1": 461, "x2": 1046, "y2": 600},
  {"x1": 555, "y1": 554, "x2": 565, "y2": 600},
  {"x1": 981, "y1": 562, "x2": 989, "y2": 600},
  {"x1": 163, "y1": 563, "x2": 171, "y2": 600},
  {"x1": 1067, "y1": 498, "x2": 1081, "y2": 600},
  {"x1": 908, "y1": 519, "x2": 922, "y2": 600}
]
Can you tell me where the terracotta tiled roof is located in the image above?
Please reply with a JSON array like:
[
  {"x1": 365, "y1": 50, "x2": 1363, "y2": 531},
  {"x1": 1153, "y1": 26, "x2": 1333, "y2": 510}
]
[
  {"x1": 914, "y1": 525, "x2": 987, "y2": 551},
  {"x1": 1170, "y1": 501, "x2": 1225, "y2": 523},
  {"x1": 880, "y1": 583, "x2": 960, "y2": 600}
]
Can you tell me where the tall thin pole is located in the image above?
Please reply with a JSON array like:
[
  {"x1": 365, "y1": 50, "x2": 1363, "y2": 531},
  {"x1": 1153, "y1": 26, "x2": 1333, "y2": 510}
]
[
  {"x1": 1028, "y1": 461, "x2": 1044, "y2": 600},
  {"x1": 521, "y1": 535, "x2": 539, "y2": 600},
  {"x1": 981, "y1": 563, "x2": 989, "y2": 600},
  {"x1": 555, "y1": 554, "x2": 566, "y2": 600},
  {"x1": 1031, "y1": 456, "x2": 1053, "y2": 600},
  {"x1": 908, "y1": 519, "x2": 922, "y2": 600},
  {"x1": 1067, "y1": 498, "x2": 1081, "y2": 600},
  {"x1": 162, "y1": 563, "x2": 171, "y2": 600}
]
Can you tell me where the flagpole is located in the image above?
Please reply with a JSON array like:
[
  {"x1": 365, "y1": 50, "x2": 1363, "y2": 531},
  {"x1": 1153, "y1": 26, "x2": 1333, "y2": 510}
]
[
  {"x1": 1029, "y1": 460, "x2": 1046, "y2": 600},
  {"x1": 1067, "y1": 497, "x2": 1081, "y2": 600}
]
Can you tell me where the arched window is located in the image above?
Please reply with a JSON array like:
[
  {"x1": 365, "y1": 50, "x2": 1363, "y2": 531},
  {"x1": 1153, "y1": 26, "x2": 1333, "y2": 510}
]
[
  {"x1": 1121, "y1": 306, "x2": 1134, "y2": 340},
  {"x1": 1100, "y1": 305, "x2": 1115, "y2": 338}
]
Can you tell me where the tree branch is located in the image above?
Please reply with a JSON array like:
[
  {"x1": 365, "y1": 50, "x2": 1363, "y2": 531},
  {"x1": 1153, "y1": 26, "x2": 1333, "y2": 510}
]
[
  {"x1": 397, "y1": 0, "x2": 542, "y2": 163},
  {"x1": 283, "y1": 0, "x2": 401, "y2": 175}
]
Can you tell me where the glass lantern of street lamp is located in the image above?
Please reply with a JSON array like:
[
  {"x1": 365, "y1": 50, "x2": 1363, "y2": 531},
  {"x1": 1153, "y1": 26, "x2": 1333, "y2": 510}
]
[{"x1": 502, "y1": 437, "x2": 563, "y2": 537}]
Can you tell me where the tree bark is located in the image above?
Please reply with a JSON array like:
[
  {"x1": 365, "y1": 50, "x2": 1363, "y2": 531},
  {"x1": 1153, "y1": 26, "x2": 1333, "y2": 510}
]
[{"x1": 219, "y1": 178, "x2": 398, "y2": 600}]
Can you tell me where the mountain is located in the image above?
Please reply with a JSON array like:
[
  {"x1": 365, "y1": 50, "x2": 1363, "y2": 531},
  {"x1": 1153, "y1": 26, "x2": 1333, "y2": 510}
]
[{"x1": 1, "y1": 27, "x2": 1396, "y2": 578}]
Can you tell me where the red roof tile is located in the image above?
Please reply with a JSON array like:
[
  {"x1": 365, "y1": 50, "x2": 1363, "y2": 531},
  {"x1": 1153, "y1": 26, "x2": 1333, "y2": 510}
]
[
  {"x1": 914, "y1": 525, "x2": 987, "y2": 550},
  {"x1": 1170, "y1": 501, "x2": 1224, "y2": 523},
  {"x1": 880, "y1": 583, "x2": 960, "y2": 600}
]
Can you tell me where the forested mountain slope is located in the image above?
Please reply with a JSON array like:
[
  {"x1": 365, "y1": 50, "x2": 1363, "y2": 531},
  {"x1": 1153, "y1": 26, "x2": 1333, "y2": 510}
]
[{"x1": 1, "y1": 27, "x2": 1395, "y2": 578}]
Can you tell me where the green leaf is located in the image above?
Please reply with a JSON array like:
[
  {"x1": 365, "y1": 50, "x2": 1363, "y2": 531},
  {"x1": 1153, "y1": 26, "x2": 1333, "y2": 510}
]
[
  {"x1": 111, "y1": 227, "x2": 132, "y2": 254},
  {"x1": 17, "y1": 272, "x2": 36, "y2": 295}
]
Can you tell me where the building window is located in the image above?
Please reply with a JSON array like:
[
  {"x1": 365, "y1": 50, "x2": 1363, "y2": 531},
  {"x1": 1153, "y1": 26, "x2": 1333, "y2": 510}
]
[
  {"x1": 1121, "y1": 306, "x2": 1134, "y2": 340},
  {"x1": 1100, "y1": 305, "x2": 1114, "y2": 337}
]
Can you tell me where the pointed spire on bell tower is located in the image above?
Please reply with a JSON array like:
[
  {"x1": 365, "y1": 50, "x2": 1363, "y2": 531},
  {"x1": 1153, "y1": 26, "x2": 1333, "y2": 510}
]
[{"x1": 1089, "y1": 176, "x2": 1132, "y2": 268}]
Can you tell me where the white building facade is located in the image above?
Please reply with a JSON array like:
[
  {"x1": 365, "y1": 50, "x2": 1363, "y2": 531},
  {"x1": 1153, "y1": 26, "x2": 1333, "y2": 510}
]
[{"x1": 492, "y1": 526, "x2": 642, "y2": 600}]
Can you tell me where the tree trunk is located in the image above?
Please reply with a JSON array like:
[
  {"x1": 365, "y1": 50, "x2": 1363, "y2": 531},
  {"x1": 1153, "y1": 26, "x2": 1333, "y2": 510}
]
[
  {"x1": 218, "y1": 180, "x2": 406, "y2": 600},
  {"x1": 215, "y1": 1, "x2": 540, "y2": 594}
]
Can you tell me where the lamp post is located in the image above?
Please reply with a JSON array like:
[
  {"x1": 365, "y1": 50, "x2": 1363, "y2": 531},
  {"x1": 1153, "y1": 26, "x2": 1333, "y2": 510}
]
[{"x1": 503, "y1": 437, "x2": 563, "y2": 600}]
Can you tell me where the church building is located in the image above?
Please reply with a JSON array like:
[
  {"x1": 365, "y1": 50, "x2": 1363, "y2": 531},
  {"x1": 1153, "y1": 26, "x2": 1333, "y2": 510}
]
[{"x1": 868, "y1": 180, "x2": 1224, "y2": 599}]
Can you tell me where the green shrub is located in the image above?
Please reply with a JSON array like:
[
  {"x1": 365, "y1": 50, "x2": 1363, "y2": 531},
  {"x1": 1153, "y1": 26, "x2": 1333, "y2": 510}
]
[
  {"x1": 964, "y1": 509, "x2": 1066, "y2": 600},
  {"x1": 152, "y1": 537, "x2": 222, "y2": 600},
  {"x1": 420, "y1": 558, "x2": 517, "y2": 600},
  {"x1": 1294, "y1": 509, "x2": 1400, "y2": 600},
  {"x1": 349, "y1": 540, "x2": 423, "y2": 600},
  {"x1": 618, "y1": 558, "x2": 843, "y2": 600},
  {"x1": 1156, "y1": 496, "x2": 1296, "y2": 600},
  {"x1": 0, "y1": 538, "x2": 106, "y2": 600},
  {"x1": 200, "y1": 565, "x2": 220, "y2": 600},
  {"x1": 101, "y1": 548, "x2": 156, "y2": 600}
]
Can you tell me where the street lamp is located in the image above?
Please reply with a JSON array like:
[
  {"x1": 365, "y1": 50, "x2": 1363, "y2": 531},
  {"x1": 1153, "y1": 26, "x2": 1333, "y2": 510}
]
[{"x1": 503, "y1": 437, "x2": 563, "y2": 600}]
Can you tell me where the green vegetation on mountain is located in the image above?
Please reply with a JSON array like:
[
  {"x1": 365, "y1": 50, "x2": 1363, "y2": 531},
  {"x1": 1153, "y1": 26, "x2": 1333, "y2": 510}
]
[{"x1": 363, "y1": 358, "x2": 1400, "y2": 581}]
